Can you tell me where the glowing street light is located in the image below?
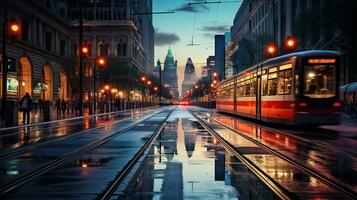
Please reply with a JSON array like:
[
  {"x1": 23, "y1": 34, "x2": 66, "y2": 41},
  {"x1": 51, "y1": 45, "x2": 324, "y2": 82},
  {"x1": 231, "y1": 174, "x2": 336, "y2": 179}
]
[
  {"x1": 284, "y1": 36, "x2": 297, "y2": 50},
  {"x1": 147, "y1": 80, "x2": 152, "y2": 85},
  {"x1": 104, "y1": 85, "x2": 110, "y2": 90},
  {"x1": 212, "y1": 72, "x2": 218, "y2": 77},
  {"x1": 141, "y1": 76, "x2": 146, "y2": 81},
  {"x1": 265, "y1": 43, "x2": 277, "y2": 57}
]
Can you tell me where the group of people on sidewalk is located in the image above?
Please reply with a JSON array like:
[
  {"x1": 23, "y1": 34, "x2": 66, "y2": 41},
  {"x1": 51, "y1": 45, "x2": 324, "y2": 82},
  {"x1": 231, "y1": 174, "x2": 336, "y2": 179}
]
[{"x1": 17, "y1": 93, "x2": 149, "y2": 125}]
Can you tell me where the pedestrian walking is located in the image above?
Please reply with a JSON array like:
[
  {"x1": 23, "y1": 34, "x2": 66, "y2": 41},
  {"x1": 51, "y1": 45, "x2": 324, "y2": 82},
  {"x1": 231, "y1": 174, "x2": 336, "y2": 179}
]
[
  {"x1": 20, "y1": 93, "x2": 32, "y2": 124},
  {"x1": 38, "y1": 98, "x2": 43, "y2": 115},
  {"x1": 55, "y1": 99, "x2": 61, "y2": 116},
  {"x1": 61, "y1": 99, "x2": 67, "y2": 118}
]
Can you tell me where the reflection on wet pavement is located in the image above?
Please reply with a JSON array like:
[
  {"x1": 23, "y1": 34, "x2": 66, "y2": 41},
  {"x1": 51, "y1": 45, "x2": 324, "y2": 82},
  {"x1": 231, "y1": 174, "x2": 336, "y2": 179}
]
[
  {"x1": 120, "y1": 107, "x2": 278, "y2": 199},
  {"x1": 0, "y1": 108, "x2": 162, "y2": 190},
  {"x1": 189, "y1": 107, "x2": 354, "y2": 199},
  {"x1": 207, "y1": 109, "x2": 357, "y2": 193},
  {"x1": 2, "y1": 108, "x2": 174, "y2": 199},
  {"x1": 0, "y1": 108, "x2": 157, "y2": 156}
]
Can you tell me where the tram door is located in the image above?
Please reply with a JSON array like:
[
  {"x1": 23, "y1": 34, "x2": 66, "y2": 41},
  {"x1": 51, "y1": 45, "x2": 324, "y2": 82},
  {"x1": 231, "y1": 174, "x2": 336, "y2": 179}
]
[{"x1": 256, "y1": 75, "x2": 262, "y2": 120}]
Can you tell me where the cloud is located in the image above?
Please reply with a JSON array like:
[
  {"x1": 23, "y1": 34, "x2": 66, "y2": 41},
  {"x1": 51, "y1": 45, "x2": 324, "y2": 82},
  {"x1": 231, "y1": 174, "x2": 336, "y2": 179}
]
[
  {"x1": 155, "y1": 31, "x2": 180, "y2": 46},
  {"x1": 171, "y1": 4, "x2": 209, "y2": 13},
  {"x1": 199, "y1": 24, "x2": 230, "y2": 33}
]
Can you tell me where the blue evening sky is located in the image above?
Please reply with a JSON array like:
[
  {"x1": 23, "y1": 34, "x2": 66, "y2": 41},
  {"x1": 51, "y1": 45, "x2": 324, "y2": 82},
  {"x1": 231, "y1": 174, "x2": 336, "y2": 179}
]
[{"x1": 153, "y1": 0, "x2": 242, "y2": 94}]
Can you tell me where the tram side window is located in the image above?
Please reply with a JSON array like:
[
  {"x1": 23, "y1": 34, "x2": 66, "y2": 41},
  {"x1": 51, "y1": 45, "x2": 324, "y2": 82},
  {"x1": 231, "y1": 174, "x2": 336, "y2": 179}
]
[
  {"x1": 229, "y1": 85, "x2": 234, "y2": 98},
  {"x1": 251, "y1": 78, "x2": 256, "y2": 96},
  {"x1": 245, "y1": 80, "x2": 251, "y2": 96},
  {"x1": 278, "y1": 69, "x2": 292, "y2": 95},
  {"x1": 239, "y1": 82, "x2": 244, "y2": 97},
  {"x1": 262, "y1": 74, "x2": 268, "y2": 96},
  {"x1": 268, "y1": 72, "x2": 277, "y2": 95}
]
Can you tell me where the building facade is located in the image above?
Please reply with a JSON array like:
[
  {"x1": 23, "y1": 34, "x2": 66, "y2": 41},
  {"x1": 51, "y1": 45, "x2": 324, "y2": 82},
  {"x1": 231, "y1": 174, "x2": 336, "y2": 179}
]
[
  {"x1": 231, "y1": 0, "x2": 355, "y2": 83},
  {"x1": 224, "y1": 32, "x2": 235, "y2": 79},
  {"x1": 0, "y1": 0, "x2": 154, "y2": 103},
  {"x1": 181, "y1": 58, "x2": 196, "y2": 95},
  {"x1": 214, "y1": 34, "x2": 225, "y2": 80},
  {"x1": 66, "y1": 0, "x2": 154, "y2": 100},
  {"x1": 0, "y1": 0, "x2": 73, "y2": 102},
  {"x1": 163, "y1": 48, "x2": 179, "y2": 99}
]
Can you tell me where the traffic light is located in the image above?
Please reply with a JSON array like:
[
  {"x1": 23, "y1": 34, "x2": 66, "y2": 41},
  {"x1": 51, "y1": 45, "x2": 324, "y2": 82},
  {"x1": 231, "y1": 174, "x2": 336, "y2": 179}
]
[
  {"x1": 96, "y1": 57, "x2": 106, "y2": 68},
  {"x1": 265, "y1": 43, "x2": 277, "y2": 57},
  {"x1": 7, "y1": 20, "x2": 21, "y2": 41},
  {"x1": 6, "y1": 57, "x2": 17, "y2": 72},
  {"x1": 284, "y1": 36, "x2": 297, "y2": 51},
  {"x1": 80, "y1": 44, "x2": 91, "y2": 57}
]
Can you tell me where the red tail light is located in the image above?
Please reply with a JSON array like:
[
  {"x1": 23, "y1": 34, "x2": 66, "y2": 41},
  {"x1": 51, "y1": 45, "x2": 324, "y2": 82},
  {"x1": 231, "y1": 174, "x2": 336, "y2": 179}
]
[
  {"x1": 299, "y1": 102, "x2": 307, "y2": 107},
  {"x1": 333, "y1": 102, "x2": 341, "y2": 107}
]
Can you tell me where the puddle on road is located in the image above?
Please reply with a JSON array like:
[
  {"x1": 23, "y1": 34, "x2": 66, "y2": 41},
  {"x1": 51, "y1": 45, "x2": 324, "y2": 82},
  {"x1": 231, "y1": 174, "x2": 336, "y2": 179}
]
[{"x1": 119, "y1": 108, "x2": 278, "y2": 199}]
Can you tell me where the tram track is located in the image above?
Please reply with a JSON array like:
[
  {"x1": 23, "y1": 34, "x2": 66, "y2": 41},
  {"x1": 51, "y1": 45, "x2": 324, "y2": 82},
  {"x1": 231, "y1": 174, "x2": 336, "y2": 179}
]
[
  {"x1": 0, "y1": 108, "x2": 157, "y2": 160},
  {"x1": 0, "y1": 106, "x2": 175, "y2": 196},
  {"x1": 220, "y1": 112, "x2": 355, "y2": 158},
  {"x1": 0, "y1": 107, "x2": 157, "y2": 138},
  {"x1": 211, "y1": 111, "x2": 355, "y2": 158},
  {"x1": 98, "y1": 114, "x2": 169, "y2": 200},
  {"x1": 188, "y1": 108, "x2": 357, "y2": 200},
  {"x1": 187, "y1": 108, "x2": 293, "y2": 200}
]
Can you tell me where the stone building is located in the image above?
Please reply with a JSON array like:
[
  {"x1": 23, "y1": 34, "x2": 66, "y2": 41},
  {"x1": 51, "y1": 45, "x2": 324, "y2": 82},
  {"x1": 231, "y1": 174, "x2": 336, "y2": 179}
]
[
  {"x1": 0, "y1": 0, "x2": 72, "y2": 102},
  {"x1": 231, "y1": 0, "x2": 356, "y2": 83},
  {"x1": 0, "y1": 0, "x2": 154, "y2": 103}
]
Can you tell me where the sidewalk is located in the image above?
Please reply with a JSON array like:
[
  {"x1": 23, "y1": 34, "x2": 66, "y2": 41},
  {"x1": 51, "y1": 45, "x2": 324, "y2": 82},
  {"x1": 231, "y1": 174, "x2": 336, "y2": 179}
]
[
  {"x1": 321, "y1": 114, "x2": 357, "y2": 133},
  {"x1": 17, "y1": 109, "x2": 86, "y2": 125}
]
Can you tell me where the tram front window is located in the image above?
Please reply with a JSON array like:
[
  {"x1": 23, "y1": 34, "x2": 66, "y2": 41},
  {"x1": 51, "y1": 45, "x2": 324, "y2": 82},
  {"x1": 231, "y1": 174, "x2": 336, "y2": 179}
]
[{"x1": 303, "y1": 64, "x2": 336, "y2": 98}]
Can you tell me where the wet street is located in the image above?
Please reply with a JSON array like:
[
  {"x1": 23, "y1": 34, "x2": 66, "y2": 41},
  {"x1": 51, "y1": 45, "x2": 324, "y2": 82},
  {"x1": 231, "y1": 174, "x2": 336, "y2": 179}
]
[{"x1": 0, "y1": 106, "x2": 356, "y2": 199}]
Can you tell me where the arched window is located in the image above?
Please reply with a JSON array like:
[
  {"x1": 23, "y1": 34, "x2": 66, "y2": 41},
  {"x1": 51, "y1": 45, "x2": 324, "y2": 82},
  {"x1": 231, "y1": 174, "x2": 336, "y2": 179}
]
[
  {"x1": 99, "y1": 41, "x2": 109, "y2": 56},
  {"x1": 122, "y1": 43, "x2": 127, "y2": 56},
  {"x1": 117, "y1": 43, "x2": 122, "y2": 56}
]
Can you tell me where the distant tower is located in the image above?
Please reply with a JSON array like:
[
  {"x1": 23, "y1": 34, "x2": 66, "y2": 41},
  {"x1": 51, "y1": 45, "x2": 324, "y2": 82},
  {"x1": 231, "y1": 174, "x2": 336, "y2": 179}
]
[
  {"x1": 153, "y1": 59, "x2": 161, "y2": 78},
  {"x1": 182, "y1": 58, "x2": 196, "y2": 96},
  {"x1": 163, "y1": 47, "x2": 179, "y2": 98}
]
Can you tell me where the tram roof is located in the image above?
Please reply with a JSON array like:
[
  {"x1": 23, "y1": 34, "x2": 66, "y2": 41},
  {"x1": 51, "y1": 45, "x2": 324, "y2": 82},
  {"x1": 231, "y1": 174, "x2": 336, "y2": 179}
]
[
  {"x1": 262, "y1": 50, "x2": 340, "y2": 66},
  {"x1": 218, "y1": 50, "x2": 340, "y2": 86}
]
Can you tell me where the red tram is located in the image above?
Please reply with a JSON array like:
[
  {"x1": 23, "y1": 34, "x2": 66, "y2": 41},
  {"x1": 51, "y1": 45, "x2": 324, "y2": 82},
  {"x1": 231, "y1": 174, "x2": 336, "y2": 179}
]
[{"x1": 216, "y1": 50, "x2": 341, "y2": 125}]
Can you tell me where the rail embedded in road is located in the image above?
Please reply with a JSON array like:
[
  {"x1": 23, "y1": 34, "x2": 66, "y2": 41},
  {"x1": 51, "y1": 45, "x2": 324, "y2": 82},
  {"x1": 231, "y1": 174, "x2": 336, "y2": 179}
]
[
  {"x1": 0, "y1": 106, "x2": 175, "y2": 197},
  {"x1": 188, "y1": 107, "x2": 357, "y2": 200}
]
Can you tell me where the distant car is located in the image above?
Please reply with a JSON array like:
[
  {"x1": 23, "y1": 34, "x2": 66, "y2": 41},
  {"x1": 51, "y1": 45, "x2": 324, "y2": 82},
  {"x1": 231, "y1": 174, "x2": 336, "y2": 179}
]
[{"x1": 179, "y1": 100, "x2": 190, "y2": 106}]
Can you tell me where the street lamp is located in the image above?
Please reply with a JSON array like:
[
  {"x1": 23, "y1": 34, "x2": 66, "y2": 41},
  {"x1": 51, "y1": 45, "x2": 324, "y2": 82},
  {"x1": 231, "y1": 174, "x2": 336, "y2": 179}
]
[
  {"x1": 1, "y1": 10, "x2": 22, "y2": 123},
  {"x1": 265, "y1": 43, "x2": 278, "y2": 57},
  {"x1": 141, "y1": 76, "x2": 146, "y2": 81},
  {"x1": 212, "y1": 72, "x2": 218, "y2": 78},
  {"x1": 284, "y1": 36, "x2": 297, "y2": 51},
  {"x1": 93, "y1": 56, "x2": 106, "y2": 114}
]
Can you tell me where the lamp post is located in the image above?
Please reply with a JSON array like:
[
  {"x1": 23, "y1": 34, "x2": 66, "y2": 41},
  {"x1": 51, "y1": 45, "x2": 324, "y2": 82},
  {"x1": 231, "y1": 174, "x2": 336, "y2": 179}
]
[
  {"x1": 78, "y1": 8, "x2": 84, "y2": 116},
  {"x1": 93, "y1": 56, "x2": 105, "y2": 114},
  {"x1": 1, "y1": 6, "x2": 8, "y2": 121},
  {"x1": 159, "y1": 64, "x2": 162, "y2": 104},
  {"x1": 1, "y1": 4, "x2": 21, "y2": 122}
]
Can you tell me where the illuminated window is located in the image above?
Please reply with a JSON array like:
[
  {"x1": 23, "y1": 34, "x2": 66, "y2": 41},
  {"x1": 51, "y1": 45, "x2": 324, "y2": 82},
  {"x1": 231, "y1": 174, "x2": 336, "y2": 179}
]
[
  {"x1": 267, "y1": 72, "x2": 277, "y2": 95},
  {"x1": 278, "y1": 68, "x2": 292, "y2": 95}
]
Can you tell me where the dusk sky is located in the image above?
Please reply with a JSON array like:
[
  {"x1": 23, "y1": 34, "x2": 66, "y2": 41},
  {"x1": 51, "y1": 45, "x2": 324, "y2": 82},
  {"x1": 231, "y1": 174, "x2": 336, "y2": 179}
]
[{"x1": 153, "y1": 0, "x2": 242, "y2": 95}]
